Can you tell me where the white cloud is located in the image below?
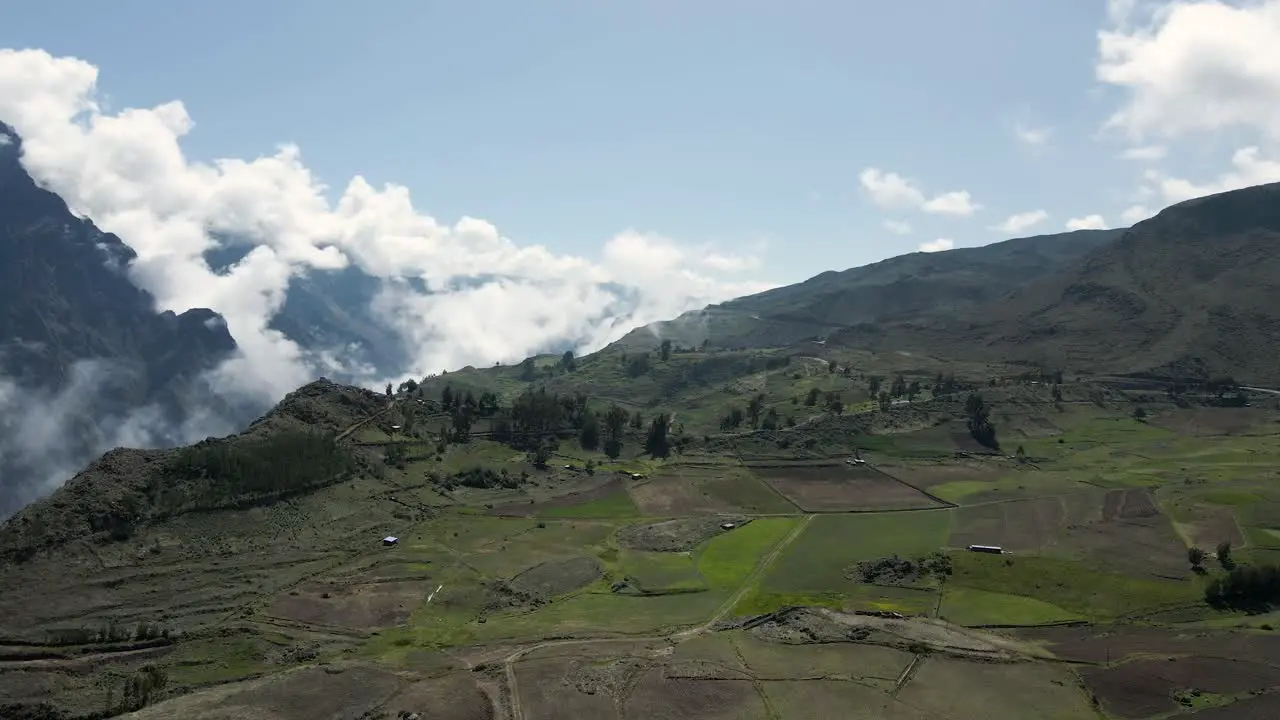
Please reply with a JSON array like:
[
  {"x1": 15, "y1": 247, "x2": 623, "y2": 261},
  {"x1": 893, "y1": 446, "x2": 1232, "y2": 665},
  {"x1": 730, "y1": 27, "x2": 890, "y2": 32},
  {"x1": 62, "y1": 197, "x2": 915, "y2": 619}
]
[
  {"x1": 1143, "y1": 146, "x2": 1280, "y2": 203},
  {"x1": 858, "y1": 168, "x2": 926, "y2": 209},
  {"x1": 918, "y1": 238, "x2": 954, "y2": 253},
  {"x1": 1097, "y1": 0, "x2": 1280, "y2": 142},
  {"x1": 1119, "y1": 145, "x2": 1166, "y2": 161},
  {"x1": 0, "y1": 48, "x2": 773, "y2": 405},
  {"x1": 921, "y1": 190, "x2": 981, "y2": 216},
  {"x1": 1120, "y1": 204, "x2": 1154, "y2": 224},
  {"x1": 882, "y1": 219, "x2": 912, "y2": 235},
  {"x1": 859, "y1": 167, "x2": 980, "y2": 216},
  {"x1": 1065, "y1": 214, "x2": 1109, "y2": 230},
  {"x1": 1014, "y1": 121, "x2": 1052, "y2": 148},
  {"x1": 991, "y1": 209, "x2": 1049, "y2": 235}
]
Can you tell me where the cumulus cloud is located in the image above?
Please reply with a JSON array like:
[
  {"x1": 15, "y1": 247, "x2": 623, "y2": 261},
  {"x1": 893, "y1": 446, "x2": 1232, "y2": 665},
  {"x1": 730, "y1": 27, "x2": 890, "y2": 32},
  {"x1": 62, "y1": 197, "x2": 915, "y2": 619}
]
[
  {"x1": 1120, "y1": 204, "x2": 1155, "y2": 224},
  {"x1": 0, "y1": 48, "x2": 772, "y2": 401},
  {"x1": 991, "y1": 209, "x2": 1049, "y2": 235},
  {"x1": 1120, "y1": 145, "x2": 1166, "y2": 161},
  {"x1": 1065, "y1": 214, "x2": 1109, "y2": 230},
  {"x1": 1097, "y1": 0, "x2": 1280, "y2": 142},
  {"x1": 882, "y1": 219, "x2": 912, "y2": 235},
  {"x1": 1142, "y1": 146, "x2": 1280, "y2": 203},
  {"x1": 1014, "y1": 120, "x2": 1052, "y2": 149},
  {"x1": 918, "y1": 238, "x2": 954, "y2": 253},
  {"x1": 859, "y1": 168, "x2": 980, "y2": 216}
]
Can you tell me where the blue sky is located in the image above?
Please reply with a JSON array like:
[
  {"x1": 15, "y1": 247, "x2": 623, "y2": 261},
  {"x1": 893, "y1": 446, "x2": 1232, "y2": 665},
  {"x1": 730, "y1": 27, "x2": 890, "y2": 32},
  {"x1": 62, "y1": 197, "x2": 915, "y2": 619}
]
[
  {"x1": 3, "y1": 0, "x2": 1173, "y2": 284},
  {"x1": 2, "y1": 0, "x2": 1279, "y2": 386}
]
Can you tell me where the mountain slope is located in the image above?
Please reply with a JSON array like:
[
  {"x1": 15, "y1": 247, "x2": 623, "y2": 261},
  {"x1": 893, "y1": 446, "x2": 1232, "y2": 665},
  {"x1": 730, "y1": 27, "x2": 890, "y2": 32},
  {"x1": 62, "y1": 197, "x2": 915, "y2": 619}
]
[
  {"x1": 612, "y1": 228, "x2": 1121, "y2": 351},
  {"x1": 830, "y1": 182, "x2": 1280, "y2": 384},
  {"x1": 0, "y1": 123, "x2": 241, "y2": 517}
]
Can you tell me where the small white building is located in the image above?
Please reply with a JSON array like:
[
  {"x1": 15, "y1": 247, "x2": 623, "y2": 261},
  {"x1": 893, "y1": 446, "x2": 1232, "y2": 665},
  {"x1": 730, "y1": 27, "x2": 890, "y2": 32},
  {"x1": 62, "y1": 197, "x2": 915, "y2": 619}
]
[
  {"x1": 382, "y1": 536, "x2": 399, "y2": 547},
  {"x1": 967, "y1": 544, "x2": 1003, "y2": 554},
  {"x1": 720, "y1": 522, "x2": 737, "y2": 531}
]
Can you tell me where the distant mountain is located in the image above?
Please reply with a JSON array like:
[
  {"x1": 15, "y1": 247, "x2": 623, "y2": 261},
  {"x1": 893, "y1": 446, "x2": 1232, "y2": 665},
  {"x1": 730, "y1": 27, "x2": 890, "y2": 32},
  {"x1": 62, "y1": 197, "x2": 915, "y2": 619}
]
[
  {"x1": 0, "y1": 123, "x2": 241, "y2": 517},
  {"x1": 611, "y1": 228, "x2": 1122, "y2": 351},
  {"x1": 877, "y1": 182, "x2": 1280, "y2": 383}
]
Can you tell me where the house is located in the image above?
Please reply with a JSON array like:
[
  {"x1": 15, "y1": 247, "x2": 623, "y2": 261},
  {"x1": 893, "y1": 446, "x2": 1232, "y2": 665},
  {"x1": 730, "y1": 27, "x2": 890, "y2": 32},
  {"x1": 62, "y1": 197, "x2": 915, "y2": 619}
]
[
  {"x1": 382, "y1": 536, "x2": 399, "y2": 547},
  {"x1": 390, "y1": 425, "x2": 401, "y2": 431},
  {"x1": 720, "y1": 522, "x2": 737, "y2": 530},
  {"x1": 967, "y1": 544, "x2": 1003, "y2": 554}
]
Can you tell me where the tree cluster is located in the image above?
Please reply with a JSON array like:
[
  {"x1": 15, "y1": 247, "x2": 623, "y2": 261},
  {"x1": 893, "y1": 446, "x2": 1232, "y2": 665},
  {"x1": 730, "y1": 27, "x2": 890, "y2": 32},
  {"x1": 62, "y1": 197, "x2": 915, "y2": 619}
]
[
  {"x1": 964, "y1": 393, "x2": 999, "y2": 449},
  {"x1": 1205, "y1": 563, "x2": 1280, "y2": 611}
]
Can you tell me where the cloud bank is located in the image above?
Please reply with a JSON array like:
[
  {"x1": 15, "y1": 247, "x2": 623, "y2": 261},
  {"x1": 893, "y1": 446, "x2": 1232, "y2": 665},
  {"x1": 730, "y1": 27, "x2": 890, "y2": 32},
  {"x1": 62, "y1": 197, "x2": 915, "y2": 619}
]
[{"x1": 0, "y1": 48, "x2": 773, "y2": 401}]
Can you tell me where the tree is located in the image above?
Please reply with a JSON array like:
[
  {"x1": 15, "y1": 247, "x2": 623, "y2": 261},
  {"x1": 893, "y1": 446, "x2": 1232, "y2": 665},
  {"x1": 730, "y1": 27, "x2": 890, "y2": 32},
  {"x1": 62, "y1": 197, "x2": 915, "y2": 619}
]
[
  {"x1": 825, "y1": 391, "x2": 844, "y2": 415},
  {"x1": 761, "y1": 407, "x2": 779, "y2": 431},
  {"x1": 560, "y1": 350, "x2": 576, "y2": 372},
  {"x1": 890, "y1": 374, "x2": 907, "y2": 398},
  {"x1": 1188, "y1": 546, "x2": 1207, "y2": 569},
  {"x1": 804, "y1": 387, "x2": 821, "y2": 407},
  {"x1": 579, "y1": 410, "x2": 600, "y2": 451},
  {"x1": 1217, "y1": 540, "x2": 1236, "y2": 570},
  {"x1": 720, "y1": 407, "x2": 745, "y2": 430},
  {"x1": 659, "y1": 339, "x2": 672, "y2": 361},
  {"x1": 441, "y1": 385, "x2": 455, "y2": 410},
  {"x1": 868, "y1": 376, "x2": 884, "y2": 396},
  {"x1": 747, "y1": 394, "x2": 765, "y2": 427},
  {"x1": 1015, "y1": 444, "x2": 1027, "y2": 462},
  {"x1": 451, "y1": 407, "x2": 473, "y2": 443},
  {"x1": 906, "y1": 380, "x2": 921, "y2": 402},
  {"x1": 645, "y1": 414, "x2": 671, "y2": 458},
  {"x1": 520, "y1": 357, "x2": 537, "y2": 381},
  {"x1": 1051, "y1": 384, "x2": 1063, "y2": 402},
  {"x1": 385, "y1": 383, "x2": 393, "y2": 397},
  {"x1": 1132, "y1": 406, "x2": 1147, "y2": 420},
  {"x1": 965, "y1": 393, "x2": 999, "y2": 449},
  {"x1": 828, "y1": 360, "x2": 838, "y2": 374},
  {"x1": 877, "y1": 391, "x2": 891, "y2": 412},
  {"x1": 603, "y1": 404, "x2": 629, "y2": 459}
]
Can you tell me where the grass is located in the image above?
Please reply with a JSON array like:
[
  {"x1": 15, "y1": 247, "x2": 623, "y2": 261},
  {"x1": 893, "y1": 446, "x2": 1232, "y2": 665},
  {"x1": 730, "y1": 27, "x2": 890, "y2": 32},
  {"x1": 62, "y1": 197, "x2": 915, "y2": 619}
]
[
  {"x1": 619, "y1": 549, "x2": 706, "y2": 592},
  {"x1": 696, "y1": 517, "x2": 800, "y2": 590},
  {"x1": 538, "y1": 491, "x2": 641, "y2": 519},
  {"x1": 762, "y1": 511, "x2": 952, "y2": 593},
  {"x1": 948, "y1": 551, "x2": 1202, "y2": 620},
  {"x1": 939, "y1": 587, "x2": 1082, "y2": 626}
]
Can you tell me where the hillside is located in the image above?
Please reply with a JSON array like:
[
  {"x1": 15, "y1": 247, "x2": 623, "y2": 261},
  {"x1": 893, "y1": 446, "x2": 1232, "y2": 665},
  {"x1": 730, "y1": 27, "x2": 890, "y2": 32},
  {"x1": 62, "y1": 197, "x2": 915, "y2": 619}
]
[
  {"x1": 3, "y1": 342, "x2": 1280, "y2": 719},
  {"x1": 611, "y1": 228, "x2": 1121, "y2": 351},
  {"x1": 0, "y1": 123, "x2": 241, "y2": 518}
]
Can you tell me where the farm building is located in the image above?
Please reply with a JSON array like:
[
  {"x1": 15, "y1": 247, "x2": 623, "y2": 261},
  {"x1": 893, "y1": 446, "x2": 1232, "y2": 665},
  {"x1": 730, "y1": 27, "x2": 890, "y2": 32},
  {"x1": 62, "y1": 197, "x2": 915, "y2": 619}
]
[
  {"x1": 382, "y1": 536, "x2": 399, "y2": 547},
  {"x1": 967, "y1": 544, "x2": 1003, "y2": 554},
  {"x1": 720, "y1": 522, "x2": 737, "y2": 530}
]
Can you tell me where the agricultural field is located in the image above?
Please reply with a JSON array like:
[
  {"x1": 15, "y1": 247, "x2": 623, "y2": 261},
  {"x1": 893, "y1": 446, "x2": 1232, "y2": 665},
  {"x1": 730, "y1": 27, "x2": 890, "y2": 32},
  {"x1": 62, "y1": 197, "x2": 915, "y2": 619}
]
[{"x1": 5, "y1": 365, "x2": 1280, "y2": 719}]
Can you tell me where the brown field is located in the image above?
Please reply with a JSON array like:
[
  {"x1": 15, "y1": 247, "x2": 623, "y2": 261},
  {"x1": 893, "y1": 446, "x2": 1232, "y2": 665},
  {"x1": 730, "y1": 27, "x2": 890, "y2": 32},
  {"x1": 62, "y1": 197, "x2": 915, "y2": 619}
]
[
  {"x1": 617, "y1": 516, "x2": 749, "y2": 552},
  {"x1": 1016, "y1": 625, "x2": 1280, "y2": 666},
  {"x1": 1179, "y1": 505, "x2": 1245, "y2": 549},
  {"x1": 489, "y1": 477, "x2": 627, "y2": 516},
  {"x1": 1058, "y1": 489, "x2": 1189, "y2": 577},
  {"x1": 509, "y1": 556, "x2": 602, "y2": 599},
  {"x1": 1080, "y1": 657, "x2": 1280, "y2": 719},
  {"x1": 623, "y1": 669, "x2": 768, "y2": 720},
  {"x1": 949, "y1": 496, "x2": 1065, "y2": 551},
  {"x1": 628, "y1": 475, "x2": 739, "y2": 515},
  {"x1": 384, "y1": 675, "x2": 496, "y2": 720},
  {"x1": 1147, "y1": 407, "x2": 1273, "y2": 437},
  {"x1": 762, "y1": 681, "x2": 930, "y2": 720},
  {"x1": 1102, "y1": 488, "x2": 1159, "y2": 521},
  {"x1": 264, "y1": 580, "x2": 427, "y2": 632},
  {"x1": 876, "y1": 460, "x2": 1008, "y2": 489},
  {"x1": 514, "y1": 656, "x2": 627, "y2": 720},
  {"x1": 751, "y1": 464, "x2": 942, "y2": 511},
  {"x1": 897, "y1": 657, "x2": 1096, "y2": 720},
  {"x1": 733, "y1": 633, "x2": 909, "y2": 685},
  {"x1": 124, "y1": 664, "x2": 405, "y2": 719}
]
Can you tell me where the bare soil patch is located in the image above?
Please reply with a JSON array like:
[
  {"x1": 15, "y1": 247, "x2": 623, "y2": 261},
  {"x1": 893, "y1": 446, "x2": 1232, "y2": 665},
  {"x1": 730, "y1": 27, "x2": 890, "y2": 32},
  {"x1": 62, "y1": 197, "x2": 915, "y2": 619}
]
[
  {"x1": 623, "y1": 669, "x2": 767, "y2": 720},
  {"x1": 265, "y1": 581, "x2": 426, "y2": 631},
  {"x1": 752, "y1": 465, "x2": 941, "y2": 511},
  {"x1": 949, "y1": 496, "x2": 1065, "y2": 551},
  {"x1": 1102, "y1": 488, "x2": 1158, "y2": 521},
  {"x1": 762, "y1": 681, "x2": 927, "y2": 720},
  {"x1": 489, "y1": 478, "x2": 626, "y2": 516},
  {"x1": 628, "y1": 475, "x2": 738, "y2": 516},
  {"x1": 1081, "y1": 657, "x2": 1280, "y2": 720},
  {"x1": 124, "y1": 664, "x2": 404, "y2": 719},
  {"x1": 1182, "y1": 506, "x2": 1245, "y2": 549},
  {"x1": 1148, "y1": 407, "x2": 1272, "y2": 437},
  {"x1": 876, "y1": 461, "x2": 1006, "y2": 489},
  {"x1": 385, "y1": 675, "x2": 495, "y2": 720},
  {"x1": 1059, "y1": 489, "x2": 1188, "y2": 577},
  {"x1": 617, "y1": 516, "x2": 750, "y2": 552},
  {"x1": 1016, "y1": 625, "x2": 1280, "y2": 666},
  {"x1": 899, "y1": 657, "x2": 1094, "y2": 720},
  {"x1": 508, "y1": 556, "x2": 602, "y2": 600},
  {"x1": 514, "y1": 657, "x2": 625, "y2": 720}
]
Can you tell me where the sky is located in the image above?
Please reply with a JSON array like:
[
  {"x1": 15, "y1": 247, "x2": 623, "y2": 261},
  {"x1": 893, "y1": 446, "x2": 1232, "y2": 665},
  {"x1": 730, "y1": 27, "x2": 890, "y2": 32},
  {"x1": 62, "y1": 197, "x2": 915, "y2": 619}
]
[{"x1": 2, "y1": 0, "x2": 1280, "y2": 398}]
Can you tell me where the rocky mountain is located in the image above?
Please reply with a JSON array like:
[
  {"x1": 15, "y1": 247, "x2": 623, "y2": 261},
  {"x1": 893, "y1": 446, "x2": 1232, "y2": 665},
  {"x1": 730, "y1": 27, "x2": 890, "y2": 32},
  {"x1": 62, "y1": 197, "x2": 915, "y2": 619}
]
[{"x1": 0, "y1": 123, "x2": 241, "y2": 518}]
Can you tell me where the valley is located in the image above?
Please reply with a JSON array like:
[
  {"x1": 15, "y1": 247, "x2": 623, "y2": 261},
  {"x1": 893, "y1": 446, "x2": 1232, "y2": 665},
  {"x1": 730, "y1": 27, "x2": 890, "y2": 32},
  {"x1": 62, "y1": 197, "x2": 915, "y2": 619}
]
[{"x1": 3, "y1": 343, "x2": 1280, "y2": 719}]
